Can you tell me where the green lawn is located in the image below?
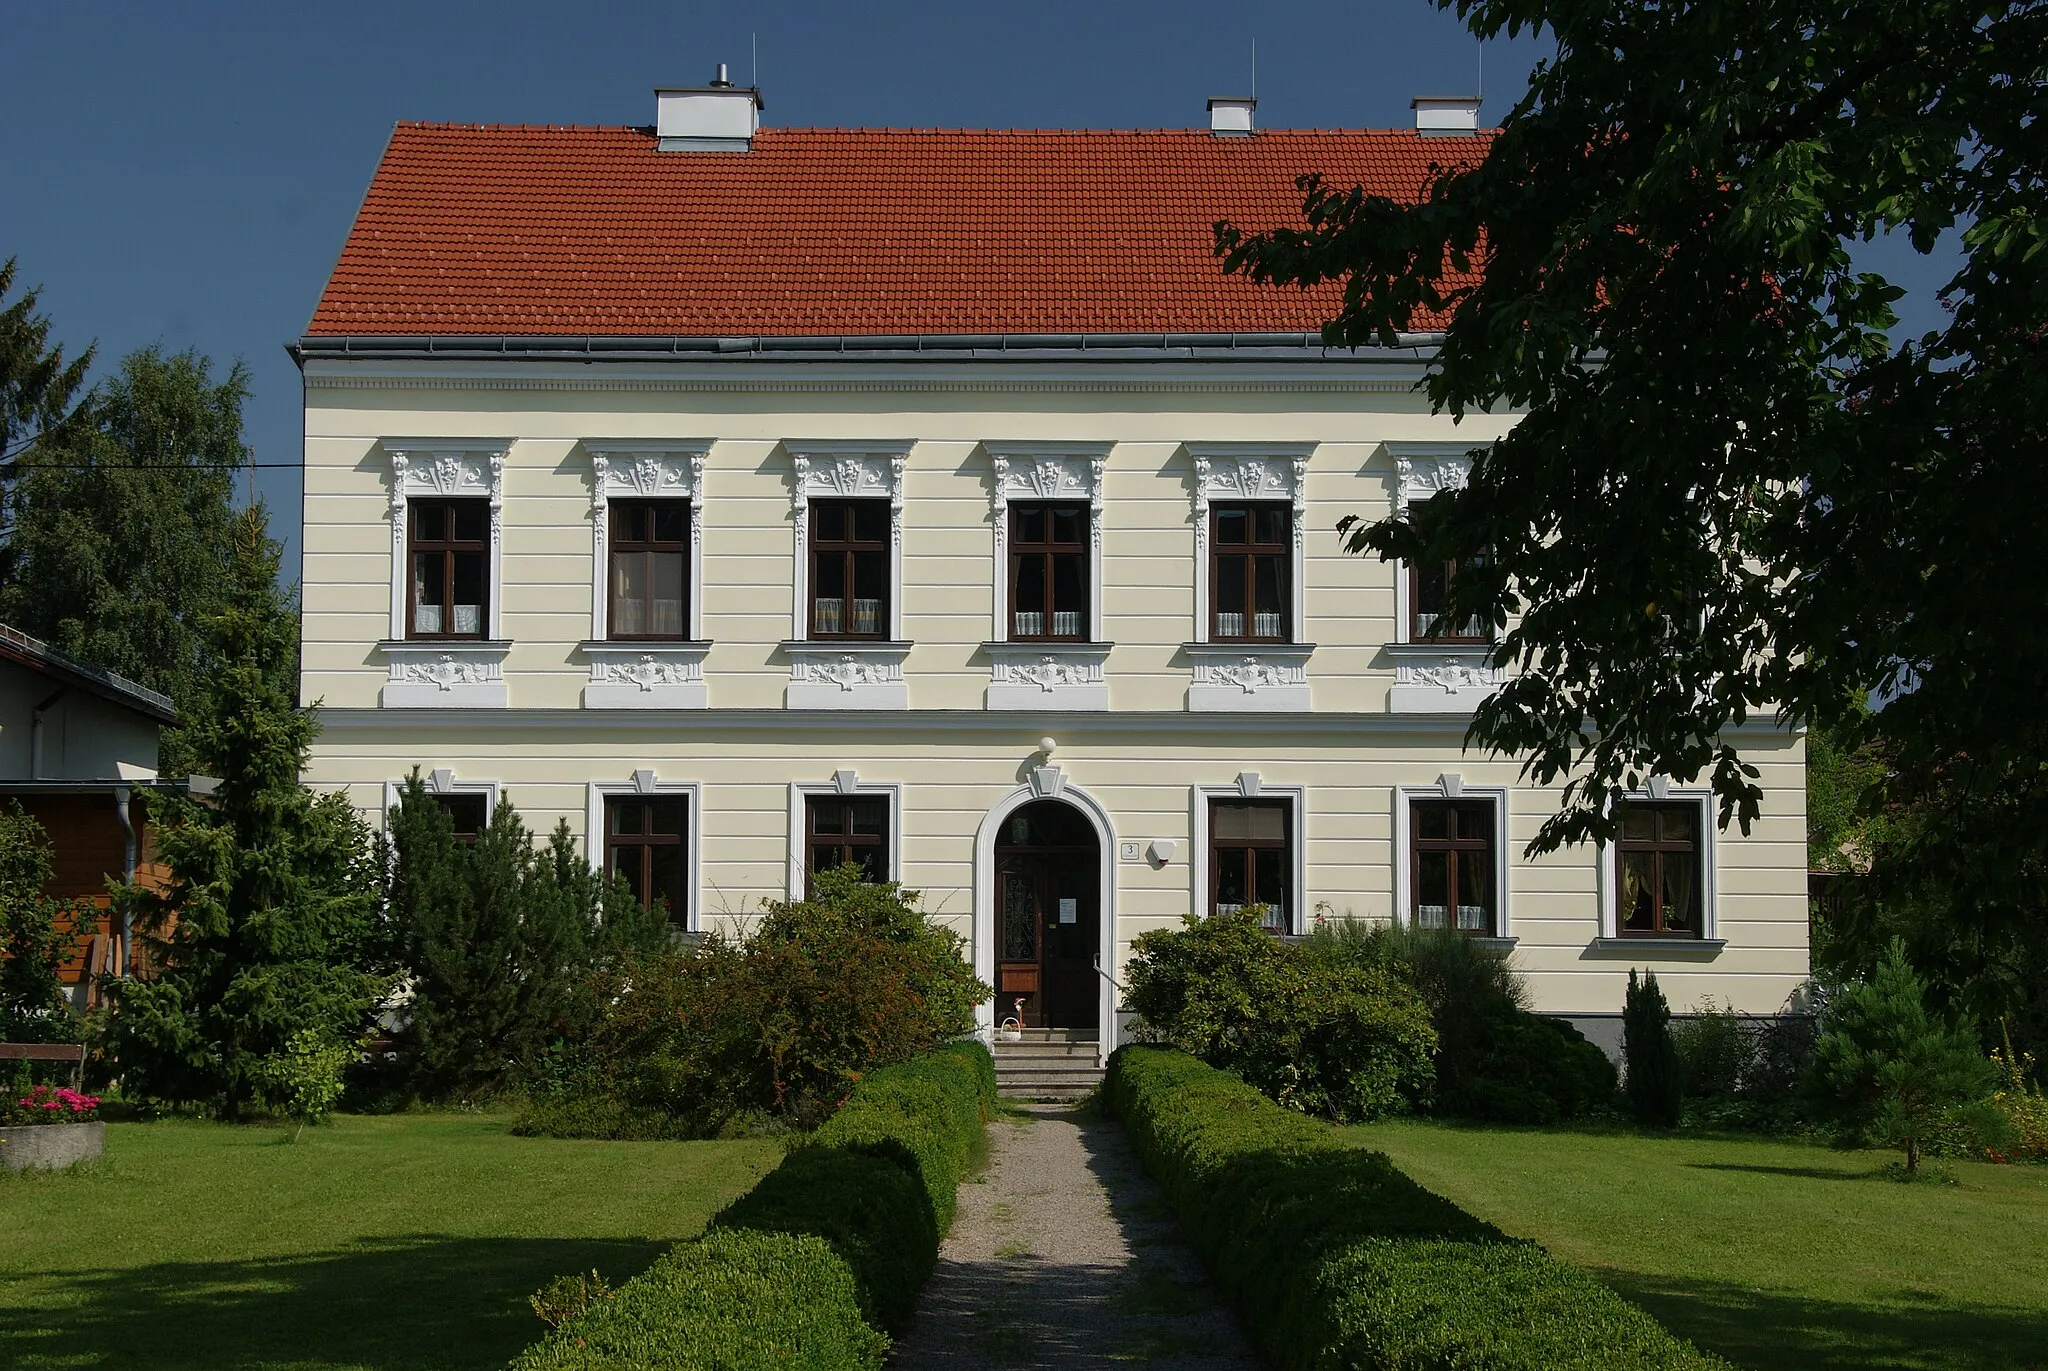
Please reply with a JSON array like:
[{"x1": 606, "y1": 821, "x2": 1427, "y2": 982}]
[
  {"x1": 1348, "y1": 1119, "x2": 2048, "y2": 1371},
  {"x1": 0, "y1": 1113, "x2": 779, "y2": 1371}
]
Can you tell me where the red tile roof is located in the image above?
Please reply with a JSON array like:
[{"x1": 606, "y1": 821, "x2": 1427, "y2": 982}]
[{"x1": 307, "y1": 124, "x2": 1488, "y2": 338}]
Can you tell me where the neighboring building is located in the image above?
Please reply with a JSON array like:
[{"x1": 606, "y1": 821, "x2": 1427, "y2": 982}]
[
  {"x1": 0, "y1": 624, "x2": 179, "y2": 1001},
  {"x1": 293, "y1": 81, "x2": 1809, "y2": 1057}
]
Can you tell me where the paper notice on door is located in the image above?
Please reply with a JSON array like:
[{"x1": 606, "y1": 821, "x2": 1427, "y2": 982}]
[{"x1": 1058, "y1": 898, "x2": 1078, "y2": 924}]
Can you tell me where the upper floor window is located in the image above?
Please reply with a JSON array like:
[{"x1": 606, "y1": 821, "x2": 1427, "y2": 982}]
[
  {"x1": 606, "y1": 795, "x2": 688, "y2": 926},
  {"x1": 1407, "y1": 493, "x2": 1490, "y2": 642},
  {"x1": 1010, "y1": 503, "x2": 1088, "y2": 640},
  {"x1": 1411, "y1": 798, "x2": 1496, "y2": 935},
  {"x1": 805, "y1": 794, "x2": 890, "y2": 892},
  {"x1": 1616, "y1": 803, "x2": 1703, "y2": 938},
  {"x1": 1209, "y1": 799, "x2": 1291, "y2": 932},
  {"x1": 1210, "y1": 503, "x2": 1291, "y2": 642},
  {"x1": 409, "y1": 499, "x2": 488, "y2": 639},
  {"x1": 609, "y1": 500, "x2": 689, "y2": 639},
  {"x1": 809, "y1": 499, "x2": 889, "y2": 639}
]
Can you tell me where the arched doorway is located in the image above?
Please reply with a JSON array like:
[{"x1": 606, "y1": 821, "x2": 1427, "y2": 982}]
[{"x1": 992, "y1": 799, "x2": 1101, "y2": 1033}]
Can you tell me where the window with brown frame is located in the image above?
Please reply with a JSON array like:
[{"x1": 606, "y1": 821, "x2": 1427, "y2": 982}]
[
  {"x1": 605, "y1": 795, "x2": 689, "y2": 926},
  {"x1": 1615, "y1": 802, "x2": 1703, "y2": 937},
  {"x1": 1009, "y1": 503, "x2": 1088, "y2": 640},
  {"x1": 1210, "y1": 799, "x2": 1291, "y2": 933},
  {"x1": 1410, "y1": 798, "x2": 1496, "y2": 935},
  {"x1": 1210, "y1": 503, "x2": 1290, "y2": 642},
  {"x1": 1406, "y1": 492, "x2": 1490, "y2": 642},
  {"x1": 809, "y1": 499, "x2": 889, "y2": 638},
  {"x1": 805, "y1": 794, "x2": 890, "y2": 892},
  {"x1": 408, "y1": 499, "x2": 488, "y2": 639},
  {"x1": 609, "y1": 500, "x2": 688, "y2": 639},
  {"x1": 434, "y1": 793, "x2": 488, "y2": 847}
]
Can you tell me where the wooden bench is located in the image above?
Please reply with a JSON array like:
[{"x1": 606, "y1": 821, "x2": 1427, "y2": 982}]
[{"x1": 0, "y1": 1042, "x2": 85, "y2": 1091}]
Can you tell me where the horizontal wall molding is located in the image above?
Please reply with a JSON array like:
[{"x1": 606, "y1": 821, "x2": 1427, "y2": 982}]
[{"x1": 313, "y1": 705, "x2": 1799, "y2": 743}]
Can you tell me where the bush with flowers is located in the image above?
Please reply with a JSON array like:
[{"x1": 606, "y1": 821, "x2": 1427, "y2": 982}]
[{"x1": 2, "y1": 1082, "x2": 101, "y2": 1126}]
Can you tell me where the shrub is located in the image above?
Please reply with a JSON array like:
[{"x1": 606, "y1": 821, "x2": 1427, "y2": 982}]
[
  {"x1": 1105, "y1": 1046, "x2": 1731, "y2": 1371},
  {"x1": 511, "y1": 1040, "x2": 993, "y2": 1370},
  {"x1": 1305, "y1": 921, "x2": 1616, "y2": 1122},
  {"x1": 1124, "y1": 908, "x2": 1437, "y2": 1121},
  {"x1": 255, "y1": 1027, "x2": 351, "y2": 1139},
  {"x1": 521, "y1": 867, "x2": 990, "y2": 1136},
  {"x1": 1811, "y1": 939, "x2": 1997, "y2": 1175},
  {"x1": 510, "y1": 1230, "x2": 887, "y2": 1371},
  {"x1": 1624, "y1": 970, "x2": 1684, "y2": 1128},
  {"x1": 1670, "y1": 996, "x2": 1821, "y2": 1133}
]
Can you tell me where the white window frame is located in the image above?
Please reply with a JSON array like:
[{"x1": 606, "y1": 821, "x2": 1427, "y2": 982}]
[
  {"x1": 1188, "y1": 443, "x2": 1311, "y2": 643},
  {"x1": 586, "y1": 771, "x2": 702, "y2": 933},
  {"x1": 379, "y1": 439, "x2": 512, "y2": 708},
  {"x1": 1392, "y1": 775, "x2": 1513, "y2": 942},
  {"x1": 787, "y1": 771, "x2": 904, "y2": 900},
  {"x1": 983, "y1": 442, "x2": 1113, "y2": 710},
  {"x1": 383, "y1": 439, "x2": 509, "y2": 643},
  {"x1": 381, "y1": 769, "x2": 499, "y2": 830},
  {"x1": 584, "y1": 440, "x2": 710, "y2": 642},
  {"x1": 1595, "y1": 782, "x2": 1721, "y2": 944},
  {"x1": 787, "y1": 441, "x2": 912, "y2": 642},
  {"x1": 1190, "y1": 774, "x2": 1307, "y2": 935},
  {"x1": 986, "y1": 442, "x2": 1109, "y2": 642},
  {"x1": 581, "y1": 440, "x2": 713, "y2": 709}
]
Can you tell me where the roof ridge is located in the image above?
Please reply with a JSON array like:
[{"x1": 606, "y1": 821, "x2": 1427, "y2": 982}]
[{"x1": 390, "y1": 121, "x2": 1436, "y2": 138}]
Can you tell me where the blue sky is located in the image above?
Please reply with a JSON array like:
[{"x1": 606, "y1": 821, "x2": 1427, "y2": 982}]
[{"x1": 1, "y1": 2, "x2": 1957, "y2": 575}]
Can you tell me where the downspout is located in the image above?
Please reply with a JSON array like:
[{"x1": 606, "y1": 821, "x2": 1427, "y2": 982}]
[
  {"x1": 29, "y1": 686, "x2": 66, "y2": 780},
  {"x1": 112, "y1": 786, "x2": 136, "y2": 977}
]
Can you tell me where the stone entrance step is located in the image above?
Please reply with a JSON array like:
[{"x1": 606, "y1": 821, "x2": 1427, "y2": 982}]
[{"x1": 993, "y1": 1032, "x2": 1104, "y2": 1100}]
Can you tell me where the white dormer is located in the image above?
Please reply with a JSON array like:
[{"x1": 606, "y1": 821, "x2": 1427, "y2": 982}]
[
  {"x1": 1412, "y1": 95, "x2": 1482, "y2": 137},
  {"x1": 656, "y1": 65, "x2": 763, "y2": 152}
]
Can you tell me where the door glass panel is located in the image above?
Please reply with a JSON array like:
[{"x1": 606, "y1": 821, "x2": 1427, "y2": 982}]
[
  {"x1": 1003, "y1": 873, "x2": 1037, "y2": 960},
  {"x1": 1215, "y1": 851, "x2": 1250, "y2": 912},
  {"x1": 852, "y1": 551, "x2": 886, "y2": 634},
  {"x1": 1660, "y1": 806, "x2": 1696, "y2": 842},
  {"x1": 654, "y1": 502, "x2": 687, "y2": 542},
  {"x1": 452, "y1": 502, "x2": 486, "y2": 542},
  {"x1": 852, "y1": 501, "x2": 888, "y2": 543},
  {"x1": 1014, "y1": 555, "x2": 1046, "y2": 636},
  {"x1": 850, "y1": 799, "x2": 886, "y2": 836},
  {"x1": 610, "y1": 849, "x2": 644, "y2": 905},
  {"x1": 1621, "y1": 808, "x2": 1655, "y2": 841},
  {"x1": 1253, "y1": 847, "x2": 1287, "y2": 929},
  {"x1": 1051, "y1": 552, "x2": 1085, "y2": 637},
  {"x1": 451, "y1": 551, "x2": 484, "y2": 634}
]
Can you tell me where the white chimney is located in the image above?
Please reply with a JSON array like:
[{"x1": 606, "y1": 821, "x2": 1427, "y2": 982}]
[
  {"x1": 656, "y1": 63, "x2": 763, "y2": 152},
  {"x1": 1207, "y1": 96, "x2": 1256, "y2": 138},
  {"x1": 1412, "y1": 96, "x2": 1482, "y2": 137}
]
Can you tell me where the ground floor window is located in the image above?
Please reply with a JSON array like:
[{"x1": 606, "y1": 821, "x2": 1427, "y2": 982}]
[
  {"x1": 1410, "y1": 798, "x2": 1496, "y2": 934},
  {"x1": 605, "y1": 795, "x2": 688, "y2": 925},
  {"x1": 805, "y1": 794, "x2": 890, "y2": 893},
  {"x1": 1209, "y1": 799, "x2": 1291, "y2": 932},
  {"x1": 433, "y1": 793, "x2": 488, "y2": 846},
  {"x1": 1616, "y1": 801, "x2": 1703, "y2": 937}
]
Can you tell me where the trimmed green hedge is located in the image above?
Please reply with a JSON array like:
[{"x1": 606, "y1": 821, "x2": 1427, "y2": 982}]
[
  {"x1": 511, "y1": 1040, "x2": 995, "y2": 1370},
  {"x1": 1104, "y1": 1047, "x2": 1733, "y2": 1371}
]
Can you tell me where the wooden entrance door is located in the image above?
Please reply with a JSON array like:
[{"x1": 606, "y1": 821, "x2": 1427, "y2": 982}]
[{"x1": 993, "y1": 801, "x2": 1100, "y2": 1033}]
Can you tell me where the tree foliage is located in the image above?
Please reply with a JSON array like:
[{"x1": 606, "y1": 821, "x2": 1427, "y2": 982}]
[
  {"x1": 0, "y1": 345, "x2": 261, "y2": 770},
  {"x1": 378, "y1": 773, "x2": 669, "y2": 1101},
  {"x1": 0, "y1": 256, "x2": 92, "y2": 539},
  {"x1": 1812, "y1": 939, "x2": 1997, "y2": 1174},
  {"x1": 1216, "y1": 0, "x2": 2048, "y2": 895},
  {"x1": 0, "y1": 804, "x2": 89, "y2": 1044},
  {"x1": 107, "y1": 509, "x2": 386, "y2": 1115}
]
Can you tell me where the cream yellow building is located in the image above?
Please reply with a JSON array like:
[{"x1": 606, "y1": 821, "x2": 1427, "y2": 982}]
[{"x1": 295, "y1": 87, "x2": 1809, "y2": 1057}]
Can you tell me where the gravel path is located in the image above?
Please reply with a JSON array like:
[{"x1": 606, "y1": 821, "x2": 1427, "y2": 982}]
[{"x1": 890, "y1": 1102, "x2": 1264, "y2": 1370}]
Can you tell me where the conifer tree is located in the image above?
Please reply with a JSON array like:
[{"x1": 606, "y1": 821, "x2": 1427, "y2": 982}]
[
  {"x1": 0, "y1": 256, "x2": 92, "y2": 554},
  {"x1": 1623, "y1": 969, "x2": 1683, "y2": 1129},
  {"x1": 107, "y1": 507, "x2": 386, "y2": 1114},
  {"x1": 382, "y1": 776, "x2": 666, "y2": 1100},
  {"x1": 1813, "y1": 939, "x2": 1996, "y2": 1175}
]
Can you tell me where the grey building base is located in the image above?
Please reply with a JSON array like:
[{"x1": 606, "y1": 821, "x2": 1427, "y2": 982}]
[{"x1": 0, "y1": 1121, "x2": 104, "y2": 1171}]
